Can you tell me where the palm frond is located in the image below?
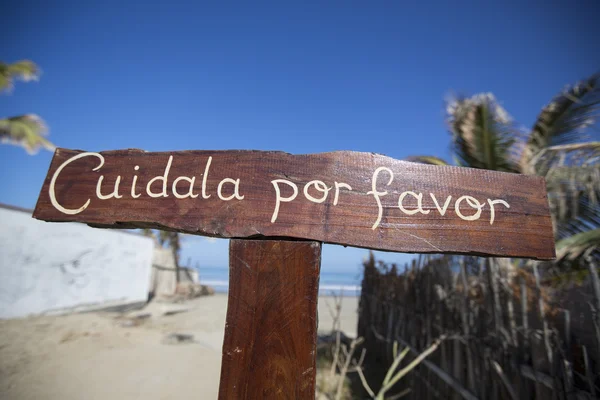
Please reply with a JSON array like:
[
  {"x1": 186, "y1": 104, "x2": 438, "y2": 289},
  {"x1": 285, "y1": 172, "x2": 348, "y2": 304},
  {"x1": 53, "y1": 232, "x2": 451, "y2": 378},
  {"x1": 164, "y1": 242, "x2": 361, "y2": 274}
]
[
  {"x1": 141, "y1": 228, "x2": 156, "y2": 239},
  {"x1": 0, "y1": 60, "x2": 40, "y2": 92},
  {"x1": 405, "y1": 156, "x2": 449, "y2": 166},
  {"x1": 0, "y1": 114, "x2": 55, "y2": 154},
  {"x1": 445, "y1": 93, "x2": 520, "y2": 173},
  {"x1": 538, "y1": 142, "x2": 600, "y2": 231},
  {"x1": 522, "y1": 72, "x2": 600, "y2": 171},
  {"x1": 556, "y1": 228, "x2": 600, "y2": 262},
  {"x1": 553, "y1": 198, "x2": 600, "y2": 237}
]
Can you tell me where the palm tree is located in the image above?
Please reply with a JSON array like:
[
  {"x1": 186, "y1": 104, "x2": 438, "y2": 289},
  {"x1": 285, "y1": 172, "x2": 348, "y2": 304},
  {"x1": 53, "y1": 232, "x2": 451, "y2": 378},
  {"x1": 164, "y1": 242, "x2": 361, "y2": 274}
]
[
  {"x1": 408, "y1": 72, "x2": 600, "y2": 267},
  {"x1": 0, "y1": 60, "x2": 55, "y2": 154},
  {"x1": 142, "y1": 228, "x2": 182, "y2": 283}
]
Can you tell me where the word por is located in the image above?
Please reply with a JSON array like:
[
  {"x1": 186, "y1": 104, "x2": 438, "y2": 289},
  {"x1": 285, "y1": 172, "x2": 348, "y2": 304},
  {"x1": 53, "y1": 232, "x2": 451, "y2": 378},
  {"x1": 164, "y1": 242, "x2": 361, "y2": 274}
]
[{"x1": 270, "y1": 179, "x2": 351, "y2": 222}]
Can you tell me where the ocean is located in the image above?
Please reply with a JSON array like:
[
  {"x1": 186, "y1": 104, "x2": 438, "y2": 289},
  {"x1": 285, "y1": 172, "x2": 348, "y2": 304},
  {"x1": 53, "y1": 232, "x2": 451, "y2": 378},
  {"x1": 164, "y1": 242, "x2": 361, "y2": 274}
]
[{"x1": 198, "y1": 266, "x2": 362, "y2": 296}]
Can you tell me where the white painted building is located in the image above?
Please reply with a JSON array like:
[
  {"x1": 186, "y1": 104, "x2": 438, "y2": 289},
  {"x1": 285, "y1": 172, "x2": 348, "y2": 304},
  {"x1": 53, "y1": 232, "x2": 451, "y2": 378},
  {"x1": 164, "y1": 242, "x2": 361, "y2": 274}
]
[{"x1": 0, "y1": 204, "x2": 154, "y2": 319}]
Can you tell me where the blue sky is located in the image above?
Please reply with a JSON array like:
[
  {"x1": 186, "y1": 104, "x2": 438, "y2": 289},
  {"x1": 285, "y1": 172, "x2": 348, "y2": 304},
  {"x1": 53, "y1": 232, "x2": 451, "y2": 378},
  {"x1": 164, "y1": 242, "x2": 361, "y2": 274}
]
[{"x1": 2, "y1": 1, "x2": 599, "y2": 271}]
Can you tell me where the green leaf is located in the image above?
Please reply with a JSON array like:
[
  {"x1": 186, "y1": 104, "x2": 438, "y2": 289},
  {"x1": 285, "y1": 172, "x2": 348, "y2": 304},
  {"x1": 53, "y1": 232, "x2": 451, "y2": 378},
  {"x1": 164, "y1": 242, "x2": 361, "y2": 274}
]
[
  {"x1": 405, "y1": 156, "x2": 449, "y2": 166},
  {"x1": 523, "y1": 72, "x2": 600, "y2": 170},
  {"x1": 0, "y1": 60, "x2": 40, "y2": 92},
  {"x1": 445, "y1": 93, "x2": 520, "y2": 173},
  {"x1": 538, "y1": 142, "x2": 600, "y2": 236},
  {"x1": 556, "y1": 229, "x2": 600, "y2": 261},
  {"x1": 0, "y1": 114, "x2": 55, "y2": 154}
]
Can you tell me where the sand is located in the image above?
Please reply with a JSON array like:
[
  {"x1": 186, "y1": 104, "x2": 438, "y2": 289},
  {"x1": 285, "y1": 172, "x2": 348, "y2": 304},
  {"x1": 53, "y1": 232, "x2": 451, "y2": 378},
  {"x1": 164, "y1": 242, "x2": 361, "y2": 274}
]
[{"x1": 0, "y1": 294, "x2": 358, "y2": 400}]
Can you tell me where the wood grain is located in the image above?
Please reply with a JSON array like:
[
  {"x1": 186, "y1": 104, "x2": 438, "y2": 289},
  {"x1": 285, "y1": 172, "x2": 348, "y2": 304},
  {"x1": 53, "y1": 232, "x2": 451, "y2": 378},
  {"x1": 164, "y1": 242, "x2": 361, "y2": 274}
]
[
  {"x1": 33, "y1": 148, "x2": 555, "y2": 259},
  {"x1": 218, "y1": 239, "x2": 321, "y2": 399}
]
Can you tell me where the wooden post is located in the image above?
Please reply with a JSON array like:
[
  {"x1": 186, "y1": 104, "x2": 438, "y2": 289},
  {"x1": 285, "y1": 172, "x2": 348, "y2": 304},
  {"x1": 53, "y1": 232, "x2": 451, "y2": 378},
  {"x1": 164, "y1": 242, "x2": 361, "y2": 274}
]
[{"x1": 218, "y1": 239, "x2": 322, "y2": 399}]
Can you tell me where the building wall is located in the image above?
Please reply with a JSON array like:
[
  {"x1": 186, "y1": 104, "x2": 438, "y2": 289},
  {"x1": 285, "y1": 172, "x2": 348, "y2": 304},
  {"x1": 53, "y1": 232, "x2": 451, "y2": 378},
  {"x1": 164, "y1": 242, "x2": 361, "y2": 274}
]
[
  {"x1": 179, "y1": 267, "x2": 199, "y2": 284},
  {"x1": 150, "y1": 247, "x2": 177, "y2": 297},
  {"x1": 148, "y1": 251, "x2": 200, "y2": 298},
  {"x1": 0, "y1": 205, "x2": 154, "y2": 319}
]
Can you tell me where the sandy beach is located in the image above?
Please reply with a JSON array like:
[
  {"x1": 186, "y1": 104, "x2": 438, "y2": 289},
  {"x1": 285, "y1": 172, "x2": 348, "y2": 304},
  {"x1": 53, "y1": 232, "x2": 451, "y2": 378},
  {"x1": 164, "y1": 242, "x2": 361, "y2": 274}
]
[{"x1": 0, "y1": 294, "x2": 358, "y2": 400}]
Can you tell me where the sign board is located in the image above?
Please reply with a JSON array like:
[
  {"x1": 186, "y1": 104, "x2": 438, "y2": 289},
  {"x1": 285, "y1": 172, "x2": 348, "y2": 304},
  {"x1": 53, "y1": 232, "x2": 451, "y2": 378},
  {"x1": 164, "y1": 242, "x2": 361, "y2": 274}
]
[{"x1": 33, "y1": 148, "x2": 556, "y2": 260}]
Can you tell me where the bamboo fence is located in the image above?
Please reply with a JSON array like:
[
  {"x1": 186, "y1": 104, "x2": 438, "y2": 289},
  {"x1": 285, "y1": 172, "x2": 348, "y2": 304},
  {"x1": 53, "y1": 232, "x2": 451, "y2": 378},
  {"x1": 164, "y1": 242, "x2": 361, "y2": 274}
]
[{"x1": 357, "y1": 254, "x2": 600, "y2": 399}]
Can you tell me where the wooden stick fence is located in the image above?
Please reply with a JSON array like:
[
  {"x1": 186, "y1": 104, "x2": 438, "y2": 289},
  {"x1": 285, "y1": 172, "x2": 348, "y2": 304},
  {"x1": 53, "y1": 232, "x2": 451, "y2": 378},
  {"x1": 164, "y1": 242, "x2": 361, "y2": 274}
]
[{"x1": 358, "y1": 253, "x2": 600, "y2": 399}]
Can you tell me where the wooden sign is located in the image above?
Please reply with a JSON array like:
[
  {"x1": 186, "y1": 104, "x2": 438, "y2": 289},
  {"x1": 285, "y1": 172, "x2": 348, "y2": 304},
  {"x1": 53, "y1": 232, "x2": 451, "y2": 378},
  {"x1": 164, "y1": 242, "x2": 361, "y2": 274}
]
[
  {"x1": 33, "y1": 148, "x2": 555, "y2": 259},
  {"x1": 32, "y1": 146, "x2": 556, "y2": 399}
]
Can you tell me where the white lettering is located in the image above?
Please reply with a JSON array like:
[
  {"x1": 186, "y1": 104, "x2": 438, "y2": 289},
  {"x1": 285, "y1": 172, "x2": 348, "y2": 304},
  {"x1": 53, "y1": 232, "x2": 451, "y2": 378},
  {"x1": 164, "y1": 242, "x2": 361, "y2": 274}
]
[
  {"x1": 368, "y1": 167, "x2": 394, "y2": 230},
  {"x1": 217, "y1": 178, "x2": 244, "y2": 201},
  {"x1": 271, "y1": 179, "x2": 299, "y2": 223},
  {"x1": 303, "y1": 180, "x2": 330, "y2": 203},
  {"x1": 398, "y1": 191, "x2": 430, "y2": 215},
  {"x1": 49, "y1": 152, "x2": 104, "y2": 215},
  {"x1": 50, "y1": 155, "x2": 514, "y2": 228},
  {"x1": 173, "y1": 176, "x2": 198, "y2": 199},
  {"x1": 201, "y1": 156, "x2": 212, "y2": 199},
  {"x1": 488, "y1": 199, "x2": 510, "y2": 225},
  {"x1": 430, "y1": 193, "x2": 452, "y2": 216},
  {"x1": 455, "y1": 195, "x2": 484, "y2": 221},
  {"x1": 96, "y1": 175, "x2": 123, "y2": 200},
  {"x1": 131, "y1": 165, "x2": 141, "y2": 198},
  {"x1": 146, "y1": 155, "x2": 173, "y2": 198},
  {"x1": 333, "y1": 182, "x2": 352, "y2": 206}
]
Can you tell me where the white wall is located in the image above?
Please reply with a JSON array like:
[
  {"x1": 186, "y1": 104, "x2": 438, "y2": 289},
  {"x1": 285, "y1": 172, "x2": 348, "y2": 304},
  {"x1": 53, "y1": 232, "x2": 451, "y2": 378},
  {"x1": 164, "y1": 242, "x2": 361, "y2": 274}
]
[{"x1": 0, "y1": 206, "x2": 154, "y2": 319}]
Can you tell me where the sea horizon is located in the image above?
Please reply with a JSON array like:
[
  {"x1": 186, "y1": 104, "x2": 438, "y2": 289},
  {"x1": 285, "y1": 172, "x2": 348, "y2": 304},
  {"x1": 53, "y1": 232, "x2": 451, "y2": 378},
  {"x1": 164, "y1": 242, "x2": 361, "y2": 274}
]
[{"x1": 197, "y1": 266, "x2": 362, "y2": 297}]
